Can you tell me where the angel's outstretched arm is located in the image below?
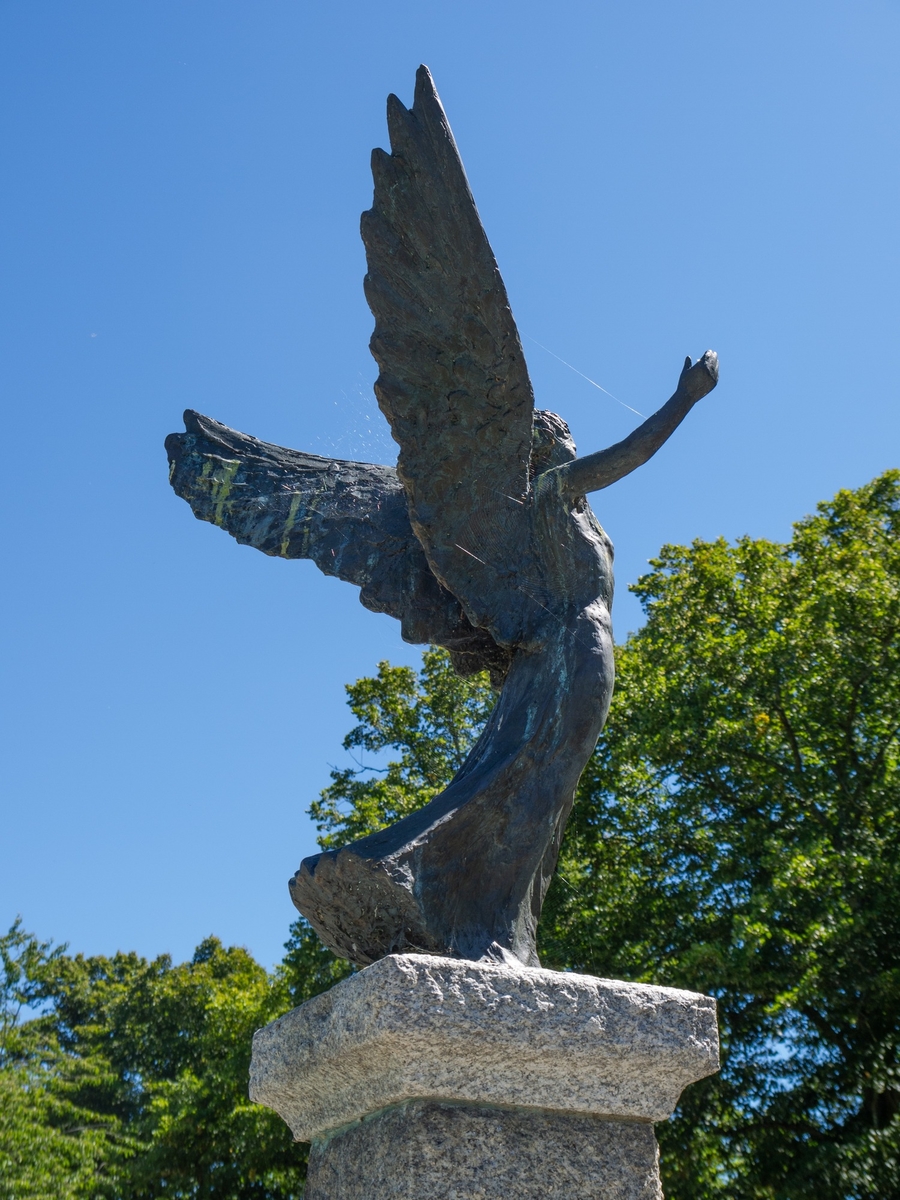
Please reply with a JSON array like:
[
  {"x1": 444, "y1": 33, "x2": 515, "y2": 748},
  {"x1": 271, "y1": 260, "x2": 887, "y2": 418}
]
[{"x1": 554, "y1": 351, "x2": 718, "y2": 498}]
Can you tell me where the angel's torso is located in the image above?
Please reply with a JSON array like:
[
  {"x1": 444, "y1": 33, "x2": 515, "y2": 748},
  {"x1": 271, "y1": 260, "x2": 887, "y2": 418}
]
[{"x1": 508, "y1": 473, "x2": 615, "y2": 649}]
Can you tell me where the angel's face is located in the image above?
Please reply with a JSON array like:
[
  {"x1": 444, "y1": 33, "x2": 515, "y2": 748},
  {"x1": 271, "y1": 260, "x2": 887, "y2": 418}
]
[{"x1": 531, "y1": 410, "x2": 577, "y2": 476}]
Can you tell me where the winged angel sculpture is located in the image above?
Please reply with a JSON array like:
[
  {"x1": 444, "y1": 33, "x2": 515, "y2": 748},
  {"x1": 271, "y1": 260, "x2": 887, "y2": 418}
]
[{"x1": 166, "y1": 67, "x2": 718, "y2": 968}]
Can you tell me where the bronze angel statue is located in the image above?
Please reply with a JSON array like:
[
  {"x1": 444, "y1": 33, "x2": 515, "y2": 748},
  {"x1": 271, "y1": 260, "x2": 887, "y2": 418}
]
[{"x1": 166, "y1": 67, "x2": 718, "y2": 969}]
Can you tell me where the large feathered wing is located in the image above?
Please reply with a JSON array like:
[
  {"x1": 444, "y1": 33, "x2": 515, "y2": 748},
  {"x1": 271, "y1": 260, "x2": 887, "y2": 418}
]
[
  {"x1": 362, "y1": 66, "x2": 535, "y2": 647},
  {"x1": 165, "y1": 410, "x2": 511, "y2": 680}
]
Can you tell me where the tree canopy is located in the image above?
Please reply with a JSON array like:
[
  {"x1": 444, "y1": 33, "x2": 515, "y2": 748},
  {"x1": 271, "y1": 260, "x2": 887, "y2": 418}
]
[
  {"x1": 0, "y1": 917, "x2": 349, "y2": 1200},
  {"x1": 3, "y1": 470, "x2": 898, "y2": 1199},
  {"x1": 311, "y1": 470, "x2": 900, "y2": 1200},
  {"x1": 544, "y1": 469, "x2": 900, "y2": 1199}
]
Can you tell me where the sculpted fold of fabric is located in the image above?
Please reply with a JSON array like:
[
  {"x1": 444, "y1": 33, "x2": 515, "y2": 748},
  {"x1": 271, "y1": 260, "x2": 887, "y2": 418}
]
[{"x1": 166, "y1": 65, "x2": 718, "y2": 967}]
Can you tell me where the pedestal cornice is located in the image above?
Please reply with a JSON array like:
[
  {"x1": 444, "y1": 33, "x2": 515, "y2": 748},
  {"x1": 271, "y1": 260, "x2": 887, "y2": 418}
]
[{"x1": 250, "y1": 953, "x2": 719, "y2": 1143}]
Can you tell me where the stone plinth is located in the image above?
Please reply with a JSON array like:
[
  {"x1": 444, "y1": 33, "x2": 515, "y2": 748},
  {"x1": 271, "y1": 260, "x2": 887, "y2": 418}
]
[
  {"x1": 250, "y1": 954, "x2": 719, "y2": 1199},
  {"x1": 305, "y1": 1101, "x2": 662, "y2": 1199}
]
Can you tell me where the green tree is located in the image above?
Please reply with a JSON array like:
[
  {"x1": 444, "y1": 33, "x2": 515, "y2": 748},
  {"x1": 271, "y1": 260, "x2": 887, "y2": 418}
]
[
  {"x1": 312, "y1": 471, "x2": 900, "y2": 1200},
  {"x1": 0, "y1": 922, "x2": 316, "y2": 1199},
  {"x1": 5, "y1": 471, "x2": 898, "y2": 1198},
  {"x1": 0, "y1": 919, "x2": 124, "y2": 1200},
  {"x1": 546, "y1": 470, "x2": 900, "y2": 1200}
]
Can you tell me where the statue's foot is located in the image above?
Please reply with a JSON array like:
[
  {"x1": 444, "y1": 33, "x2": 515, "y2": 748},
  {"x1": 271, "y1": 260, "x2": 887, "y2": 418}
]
[
  {"x1": 290, "y1": 841, "x2": 537, "y2": 967},
  {"x1": 289, "y1": 845, "x2": 438, "y2": 966}
]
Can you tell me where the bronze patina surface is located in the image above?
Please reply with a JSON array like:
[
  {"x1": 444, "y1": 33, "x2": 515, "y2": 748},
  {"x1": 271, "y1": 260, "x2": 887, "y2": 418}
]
[{"x1": 166, "y1": 67, "x2": 718, "y2": 967}]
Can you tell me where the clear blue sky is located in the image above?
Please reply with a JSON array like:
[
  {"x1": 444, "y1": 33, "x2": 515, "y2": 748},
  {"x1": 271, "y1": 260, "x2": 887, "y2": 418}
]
[{"x1": 2, "y1": 0, "x2": 898, "y2": 969}]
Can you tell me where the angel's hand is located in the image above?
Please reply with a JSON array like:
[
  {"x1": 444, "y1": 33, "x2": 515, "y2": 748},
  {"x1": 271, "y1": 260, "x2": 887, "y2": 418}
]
[{"x1": 677, "y1": 350, "x2": 719, "y2": 403}]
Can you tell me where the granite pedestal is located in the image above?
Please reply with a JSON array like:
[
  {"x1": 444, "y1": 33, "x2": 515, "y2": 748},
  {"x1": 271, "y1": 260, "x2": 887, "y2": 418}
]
[{"x1": 250, "y1": 954, "x2": 719, "y2": 1198}]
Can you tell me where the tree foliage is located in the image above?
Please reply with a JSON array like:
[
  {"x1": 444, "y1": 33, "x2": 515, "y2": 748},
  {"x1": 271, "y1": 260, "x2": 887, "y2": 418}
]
[
  {"x1": 0, "y1": 919, "x2": 341, "y2": 1200},
  {"x1": 3, "y1": 471, "x2": 898, "y2": 1198},
  {"x1": 544, "y1": 469, "x2": 900, "y2": 1199},
  {"x1": 0, "y1": 919, "x2": 121, "y2": 1200},
  {"x1": 300, "y1": 471, "x2": 900, "y2": 1200}
]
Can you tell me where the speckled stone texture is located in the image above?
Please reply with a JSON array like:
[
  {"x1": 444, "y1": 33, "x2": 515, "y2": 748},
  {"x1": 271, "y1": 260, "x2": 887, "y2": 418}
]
[
  {"x1": 249, "y1": 953, "x2": 719, "y2": 1142},
  {"x1": 305, "y1": 1100, "x2": 663, "y2": 1200}
]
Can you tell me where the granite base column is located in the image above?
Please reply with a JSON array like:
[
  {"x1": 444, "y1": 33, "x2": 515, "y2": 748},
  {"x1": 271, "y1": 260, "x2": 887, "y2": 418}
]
[{"x1": 249, "y1": 954, "x2": 719, "y2": 1199}]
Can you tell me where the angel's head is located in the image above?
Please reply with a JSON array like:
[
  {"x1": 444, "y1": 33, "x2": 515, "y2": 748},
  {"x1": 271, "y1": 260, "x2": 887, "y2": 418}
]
[{"x1": 531, "y1": 410, "x2": 577, "y2": 477}]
